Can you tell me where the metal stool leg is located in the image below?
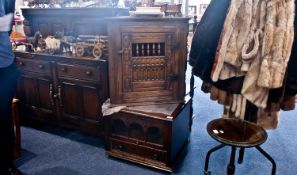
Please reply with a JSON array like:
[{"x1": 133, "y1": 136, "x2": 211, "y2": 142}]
[
  {"x1": 227, "y1": 146, "x2": 236, "y2": 175},
  {"x1": 256, "y1": 146, "x2": 276, "y2": 175},
  {"x1": 204, "y1": 144, "x2": 226, "y2": 175},
  {"x1": 238, "y1": 147, "x2": 245, "y2": 164}
]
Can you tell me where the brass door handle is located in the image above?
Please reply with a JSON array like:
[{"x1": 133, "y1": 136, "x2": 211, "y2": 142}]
[
  {"x1": 118, "y1": 48, "x2": 129, "y2": 55},
  {"x1": 57, "y1": 85, "x2": 63, "y2": 107},
  {"x1": 49, "y1": 83, "x2": 55, "y2": 106}
]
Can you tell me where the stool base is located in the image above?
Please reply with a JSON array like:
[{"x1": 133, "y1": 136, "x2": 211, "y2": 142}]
[{"x1": 204, "y1": 144, "x2": 276, "y2": 175}]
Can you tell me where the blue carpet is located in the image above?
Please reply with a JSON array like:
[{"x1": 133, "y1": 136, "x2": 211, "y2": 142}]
[{"x1": 15, "y1": 76, "x2": 297, "y2": 175}]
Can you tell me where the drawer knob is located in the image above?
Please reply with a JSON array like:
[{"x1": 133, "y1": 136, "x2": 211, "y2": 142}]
[
  {"x1": 152, "y1": 153, "x2": 159, "y2": 160},
  {"x1": 118, "y1": 145, "x2": 124, "y2": 151},
  {"x1": 61, "y1": 67, "x2": 67, "y2": 72},
  {"x1": 85, "y1": 70, "x2": 92, "y2": 76},
  {"x1": 38, "y1": 64, "x2": 44, "y2": 69},
  {"x1": 19, "y1": 62, "x2": 24, "y2": 66}
]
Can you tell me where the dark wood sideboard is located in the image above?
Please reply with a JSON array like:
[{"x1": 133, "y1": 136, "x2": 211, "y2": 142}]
[
  {"x1": 16, "y1": 9, "x2": 192, "y2": 172},
  {"x1": 16, "y1": 8, "x2": 128, "y2": 136}
]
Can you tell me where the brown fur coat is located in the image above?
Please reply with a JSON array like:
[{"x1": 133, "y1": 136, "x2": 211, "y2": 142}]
[{"x1": 211, "y1": 0, "x2": 295, "y2": 108}]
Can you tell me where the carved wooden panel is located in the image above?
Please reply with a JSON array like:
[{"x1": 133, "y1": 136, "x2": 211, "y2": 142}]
[
  {"x1": 122, "y1": 33, "x2": 173, "y2": 94},
  {"x1": 108, "y1": 17, "x2": 189, "y2": 105}
]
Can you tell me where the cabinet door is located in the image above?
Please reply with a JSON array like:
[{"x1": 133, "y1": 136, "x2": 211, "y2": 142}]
[
  {"x1": 58, "y1": 79, "x2": 102, "y2": 123},
  {"x1": 120, "y1": 32, "x2": 180, "y2": 103},
  {"x1": 16, "y1": 73, "x2": 56, "y2": 121}
]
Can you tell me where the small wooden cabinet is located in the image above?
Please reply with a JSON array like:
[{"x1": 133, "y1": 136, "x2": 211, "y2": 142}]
[
  {"x1": 105, "y1": 96, "x2": 192, "y2": 172},
  {"x1": 107, "y1": 17, "x2": 190, "y2": 105},
  {"x1": 15, "y1": 52, "x2": 109, "y2": 135}
]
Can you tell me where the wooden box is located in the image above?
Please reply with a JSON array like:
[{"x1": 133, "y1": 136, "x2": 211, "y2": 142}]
[
  {"x1": 107, "y1": 17, "x2": 190, "y2": 105},
  {"x1": 104, "y1": 96, "x2": 192, "y2": 172}
]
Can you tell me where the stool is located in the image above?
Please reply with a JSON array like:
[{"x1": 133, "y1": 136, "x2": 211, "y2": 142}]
[
  {"x1": 204, "y1": 118, "x2": 276, "y2": 175},
  {"x1": 12, "y1": 98, "x2": 21, "y2": 158}
]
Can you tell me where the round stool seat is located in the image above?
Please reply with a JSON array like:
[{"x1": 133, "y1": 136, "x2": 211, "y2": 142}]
[{"x1": 207, "y1": 118, "x2": 267, "y2": 147}]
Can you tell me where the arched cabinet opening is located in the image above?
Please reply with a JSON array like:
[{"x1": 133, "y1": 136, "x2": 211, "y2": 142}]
[
  {"x1": 112, "y1": 119, "x2": 128, "y2": 137},
  {"x1": 147, "y1": 127, "x2": 163, "y2": 145},
  {"x1": 129, "y1": 123, "x2": 145, "y2": 141}
]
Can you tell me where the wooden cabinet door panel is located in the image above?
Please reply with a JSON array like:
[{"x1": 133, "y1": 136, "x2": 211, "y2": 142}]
[
  {"x1": 17, "y1": 74, "x2": 57, "y2": 122},
  {"x1": 38, "y1": 78, "x2": 54, "y2": 110},
  {"x1": 108, "y1": 18, "x2": 189, "y2": 105},
  {"x1": 17, "y1": 74, "x2": 55, "y2": 118},
  {"x1": 120, "y1": 32, "x2": 178, "y2": 102},
  {"x1": 82, "y1": 85, "x2": 101, "y2": 122},
  {"x1": 59, "y1": 80, "x2": 101, "y2": 122},
  {"x1": 18, "y1": 75, "x2": 39, "y2": 107},
  {"x1": 59, "y1": 81, "x2": 82, "y2": 119}
]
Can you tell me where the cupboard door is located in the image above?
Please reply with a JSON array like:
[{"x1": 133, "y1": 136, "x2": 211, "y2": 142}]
[
  {"x1": 120, "y1": 32, "x2": 179, "y2": 103},
  {"x1": 58, "y1": 81, "x2": 81, "y2": 120},
  {"x1": 16, "y1": 74, "x2": 55, "y2": 120},
  {"x1": 82, "y1": 84, "x2": 102, "y2": 122},
  {"x1": 58, "y1": 80, "x2": 101, "y2": 123}
]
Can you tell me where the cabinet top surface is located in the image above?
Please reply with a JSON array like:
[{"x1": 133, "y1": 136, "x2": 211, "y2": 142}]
[
  {"x1": 21, "y1": 7, "x2": 129, "y2": 17},
  {"x1": 14, "y1": 51, "x2": 107, "y2": 63},
  {"x1": 106, "y1": 16, "x2": 191, "y2": 22},
  {"x1": 120, "y1": 96, "x2": 191, "y2": 120}
]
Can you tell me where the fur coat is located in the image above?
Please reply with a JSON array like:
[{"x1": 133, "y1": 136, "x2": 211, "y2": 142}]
[
  {"x1": 285, "y1": 0, "x2": 297, "y2": 96},
  {"x1": 211, "y1": 0, "x2": 295, "y2": 108},
  {"x1": 189, "y1": 0, "x2": 245, "y2": 94}
]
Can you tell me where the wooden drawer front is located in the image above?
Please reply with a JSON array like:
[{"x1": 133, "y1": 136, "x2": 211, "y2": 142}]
[
  {"x1": 57, "y1": 63, "x2": 99, "y2": 81},
  {"x1": 110, "y1": 139, "x2": 167, "y2": 163},
  {"x1": 16, "y1": 58, "x2": 51, "y2": 75}
]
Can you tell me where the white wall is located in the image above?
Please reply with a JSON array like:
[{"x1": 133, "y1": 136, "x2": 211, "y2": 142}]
[
  {"x1": 188, "y1": 0, "x2": 210, "y2": 18},
  {"x1": 16, "y1": 0, "x2": 24, "y2": 10}
]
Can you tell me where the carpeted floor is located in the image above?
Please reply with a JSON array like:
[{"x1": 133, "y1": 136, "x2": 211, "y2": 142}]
[{"x1": 15, "y1": 77, "x2": 297, "y2": 175}]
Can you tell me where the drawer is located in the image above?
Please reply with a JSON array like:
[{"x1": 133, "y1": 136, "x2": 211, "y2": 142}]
[
  {"x1": 57, "y1": 63, "x2": 99, "y2": 81},
  {"x1": 15, "y1": 57, "x2": 51, "y2": 75},
  {"x1": 110, "y1": 139, "x2": 167, "y2": 163}
]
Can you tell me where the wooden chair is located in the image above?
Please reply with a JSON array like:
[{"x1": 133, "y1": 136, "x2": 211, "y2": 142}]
[{"x1": 12, "y1": 98, "x2": 21, "y2": 158}]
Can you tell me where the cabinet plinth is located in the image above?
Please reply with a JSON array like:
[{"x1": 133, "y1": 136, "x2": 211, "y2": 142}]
[{"x1": 105, "y1": 96, "x2": 192, "y2": 172}]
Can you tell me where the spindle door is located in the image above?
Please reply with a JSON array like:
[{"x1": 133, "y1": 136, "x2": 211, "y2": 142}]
[
  {"x1": 120, "y1": 32, "x2": 179, "y2": 104},
  {"x1": 108, "y1": 18, "x2": 189, "y2": 105}
]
